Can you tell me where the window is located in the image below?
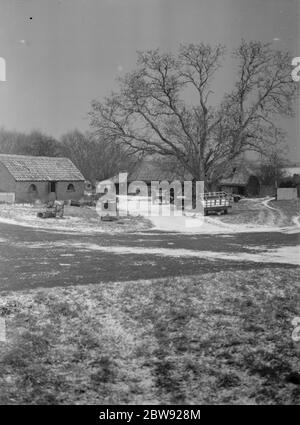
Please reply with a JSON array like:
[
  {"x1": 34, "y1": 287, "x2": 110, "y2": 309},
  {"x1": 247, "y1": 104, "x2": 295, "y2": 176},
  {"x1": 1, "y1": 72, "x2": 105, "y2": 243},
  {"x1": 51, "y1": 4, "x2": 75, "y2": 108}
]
[
  {"x1": 67, "y1": 183, "x2": 75, "y2": 192},
  {"x1": 28, "y1": 184, "x2": 37, "y2": 193},
  {"x1": 49, "y1": 182, "x2": 56, "y2": 193}
]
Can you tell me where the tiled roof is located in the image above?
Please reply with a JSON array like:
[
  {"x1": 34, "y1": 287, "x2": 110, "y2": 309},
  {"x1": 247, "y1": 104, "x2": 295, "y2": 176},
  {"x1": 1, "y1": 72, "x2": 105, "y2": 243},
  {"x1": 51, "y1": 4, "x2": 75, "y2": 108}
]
[
  {"x1": 219, "y1": 165, "x2": 255, "y2": 187},
  {"x1": 129, "y1": 161, "x2": 192, "y2": 181},
  {"x1": 0, "y1": 154, "x2": 85, "y2": 182},
  {"x1": 109, "y1": 159, "x2": 193, "y2": 183}
]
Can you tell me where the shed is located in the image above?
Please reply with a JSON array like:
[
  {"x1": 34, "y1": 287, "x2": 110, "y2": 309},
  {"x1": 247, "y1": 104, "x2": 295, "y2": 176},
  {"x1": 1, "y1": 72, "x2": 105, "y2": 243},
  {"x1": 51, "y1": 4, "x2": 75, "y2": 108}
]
[
  {"x1": 219, "y1": 166, "x2": 260, "y2": 197},
  {"x1": 0, "y1": 154, "x2": 85, "y2": 203}
]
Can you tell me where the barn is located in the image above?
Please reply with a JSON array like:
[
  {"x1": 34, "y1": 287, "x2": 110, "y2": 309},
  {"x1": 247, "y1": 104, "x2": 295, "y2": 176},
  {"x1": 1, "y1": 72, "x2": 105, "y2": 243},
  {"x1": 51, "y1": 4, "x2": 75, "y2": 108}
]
[
  {"x1": 0, "y1": 154, "x2": 85, "y2": 203},
  {"x1": 107, "y1": 158, "x2": 192, "y2": 195},
  {"x1": 219, "y1": 166, "x2": 260, "y2": 197}
]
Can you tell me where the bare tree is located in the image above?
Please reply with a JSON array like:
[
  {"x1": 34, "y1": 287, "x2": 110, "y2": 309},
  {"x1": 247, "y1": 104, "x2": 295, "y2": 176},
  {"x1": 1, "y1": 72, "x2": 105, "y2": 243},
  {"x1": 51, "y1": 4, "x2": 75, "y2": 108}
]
[
  {"x1": 60, "y1": 130, "x2": 137, "y2": 183},
  {"x1": 0, "y1": 128, "x2": 60, "y2": 157},
  {"x1": 257, "y1": 151, "x2": 285, "y2": 187},
  {"x1": 89, "y1": 41, "x2": 297, "y2": 186}
]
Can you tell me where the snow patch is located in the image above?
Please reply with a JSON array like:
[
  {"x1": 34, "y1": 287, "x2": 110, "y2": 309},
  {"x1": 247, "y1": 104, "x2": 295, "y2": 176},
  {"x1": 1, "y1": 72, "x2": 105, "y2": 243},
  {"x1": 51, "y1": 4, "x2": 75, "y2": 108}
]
[
  {"x1": 57, "y1": 242, "x2": 300, "y2": 265},
  {"x1": 12, "y1": 238, "x2": 299, "y2": 265},
  {"x1": 148, "y1": 214, "x2": 300, "y2": 235}
]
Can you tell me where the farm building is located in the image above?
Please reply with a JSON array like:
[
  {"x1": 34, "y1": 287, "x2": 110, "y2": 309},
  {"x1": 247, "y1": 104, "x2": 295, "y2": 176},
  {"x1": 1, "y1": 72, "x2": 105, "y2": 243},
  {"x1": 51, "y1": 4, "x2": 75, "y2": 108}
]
[
  {"x1": 127, "y1": 159, "x2": 192, "y2": 187},
  {"x1": 219, "y1": 165, "x2": 261, "y2": 197},
  {"x1": 0, "y1": 154, "x2": 85, "y2": 203},
  {"x1": 105, "y1": 158, "x2": 273, "y2": 199},
  {"x1": 106, "y1": 158, "x2": 193, "y2": 196},
  {"x1": 120, "y1": 159, "x2": 262, "y2": 198}
]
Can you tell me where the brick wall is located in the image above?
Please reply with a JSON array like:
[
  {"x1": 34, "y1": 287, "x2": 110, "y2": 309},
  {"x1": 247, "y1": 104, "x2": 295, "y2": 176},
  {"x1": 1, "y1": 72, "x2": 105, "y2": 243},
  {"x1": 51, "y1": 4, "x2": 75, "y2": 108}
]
[
  {"x1": 55, "y1": 181, "x2": 84, "y2": 201},
  {"x1": 15, "y1": 181, "x2": 84, "y2": 203},
  {"x1": 15, "y1": 181, "x2": 49, "y2": 203}
]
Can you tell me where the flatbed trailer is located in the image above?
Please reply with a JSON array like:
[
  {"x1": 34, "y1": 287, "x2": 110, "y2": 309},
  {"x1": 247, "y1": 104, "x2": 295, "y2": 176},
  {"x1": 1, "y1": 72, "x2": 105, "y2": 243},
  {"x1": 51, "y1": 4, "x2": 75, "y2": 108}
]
[{"x1": 200, "y1": 191, "x2": 232, "y2": 215}]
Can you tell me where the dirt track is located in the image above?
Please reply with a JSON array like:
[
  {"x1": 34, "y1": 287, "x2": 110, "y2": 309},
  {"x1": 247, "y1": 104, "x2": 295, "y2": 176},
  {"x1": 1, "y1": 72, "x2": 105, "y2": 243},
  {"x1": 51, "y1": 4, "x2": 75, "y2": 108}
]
[{"x1": 0, "y1": 221, "x2": 299, "y2": 292}]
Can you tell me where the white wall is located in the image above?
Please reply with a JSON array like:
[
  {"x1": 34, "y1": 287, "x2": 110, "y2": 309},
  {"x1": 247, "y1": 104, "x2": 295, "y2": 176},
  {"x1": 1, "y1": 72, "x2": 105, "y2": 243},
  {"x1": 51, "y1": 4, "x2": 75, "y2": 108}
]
[
  {"x1": 0, "y1": 193, "x2": 15, "y2": 203},
  {"x1": 277, "y1": 188, "x2": 298, "y2": 200}
]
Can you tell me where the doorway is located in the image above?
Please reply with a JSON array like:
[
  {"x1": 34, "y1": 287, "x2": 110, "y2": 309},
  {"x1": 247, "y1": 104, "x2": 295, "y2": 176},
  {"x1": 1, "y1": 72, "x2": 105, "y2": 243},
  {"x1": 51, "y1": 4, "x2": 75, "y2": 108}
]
[
  {"x1": 49, "y1": 181, "x2": 57, "y2": 198},
  {"x1": 50, "y1": 182, "x2": 56, "y2": 193}
]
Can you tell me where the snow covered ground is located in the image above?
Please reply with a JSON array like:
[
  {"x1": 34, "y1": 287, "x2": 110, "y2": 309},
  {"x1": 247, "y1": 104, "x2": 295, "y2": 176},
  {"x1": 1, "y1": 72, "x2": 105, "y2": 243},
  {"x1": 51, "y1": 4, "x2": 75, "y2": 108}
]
[
  {"x1": 0, "y1": 203, "x2": 150, "y2": 234},
  {"x1": 147, "y1": 198, "x2": 300, "y2": 235},
  {"x1": 148, "y1": 213, "x2": 300, "y2": 234},
  {"x1": 0, "y1": 197, "x2": 299, "y2": 236}
]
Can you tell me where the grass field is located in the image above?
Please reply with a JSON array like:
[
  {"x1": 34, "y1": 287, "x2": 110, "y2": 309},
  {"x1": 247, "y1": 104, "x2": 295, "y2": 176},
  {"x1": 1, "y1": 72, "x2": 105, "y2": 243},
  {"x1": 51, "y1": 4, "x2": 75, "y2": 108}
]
[{"x1": 1, "y1": 266, "x2": 299, "y2": 404}]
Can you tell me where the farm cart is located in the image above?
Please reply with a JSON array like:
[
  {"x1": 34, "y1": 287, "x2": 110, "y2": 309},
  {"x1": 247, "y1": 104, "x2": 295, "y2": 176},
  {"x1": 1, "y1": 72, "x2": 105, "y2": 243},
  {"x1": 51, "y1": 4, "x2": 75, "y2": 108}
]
[
  {"x1": 201, "y1": 191, "x2": 232, "y2": 216},
  {"x1": 37, "y1": 200, "x2": 65, "y2": 219}
]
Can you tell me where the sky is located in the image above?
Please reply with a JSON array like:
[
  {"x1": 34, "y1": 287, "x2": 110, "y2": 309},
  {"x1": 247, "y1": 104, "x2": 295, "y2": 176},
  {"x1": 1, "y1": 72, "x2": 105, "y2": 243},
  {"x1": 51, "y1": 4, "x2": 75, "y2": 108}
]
[{"x1": 0, "y1": 0, "x2": 299, "y2": 159}]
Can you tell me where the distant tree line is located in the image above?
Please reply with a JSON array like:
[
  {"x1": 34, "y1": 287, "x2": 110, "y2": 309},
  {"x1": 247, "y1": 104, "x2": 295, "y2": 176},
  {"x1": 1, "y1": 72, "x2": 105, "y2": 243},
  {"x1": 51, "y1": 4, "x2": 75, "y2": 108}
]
[{"x1": 0, "y1": 128, "x2": 136, "y2": 183}]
